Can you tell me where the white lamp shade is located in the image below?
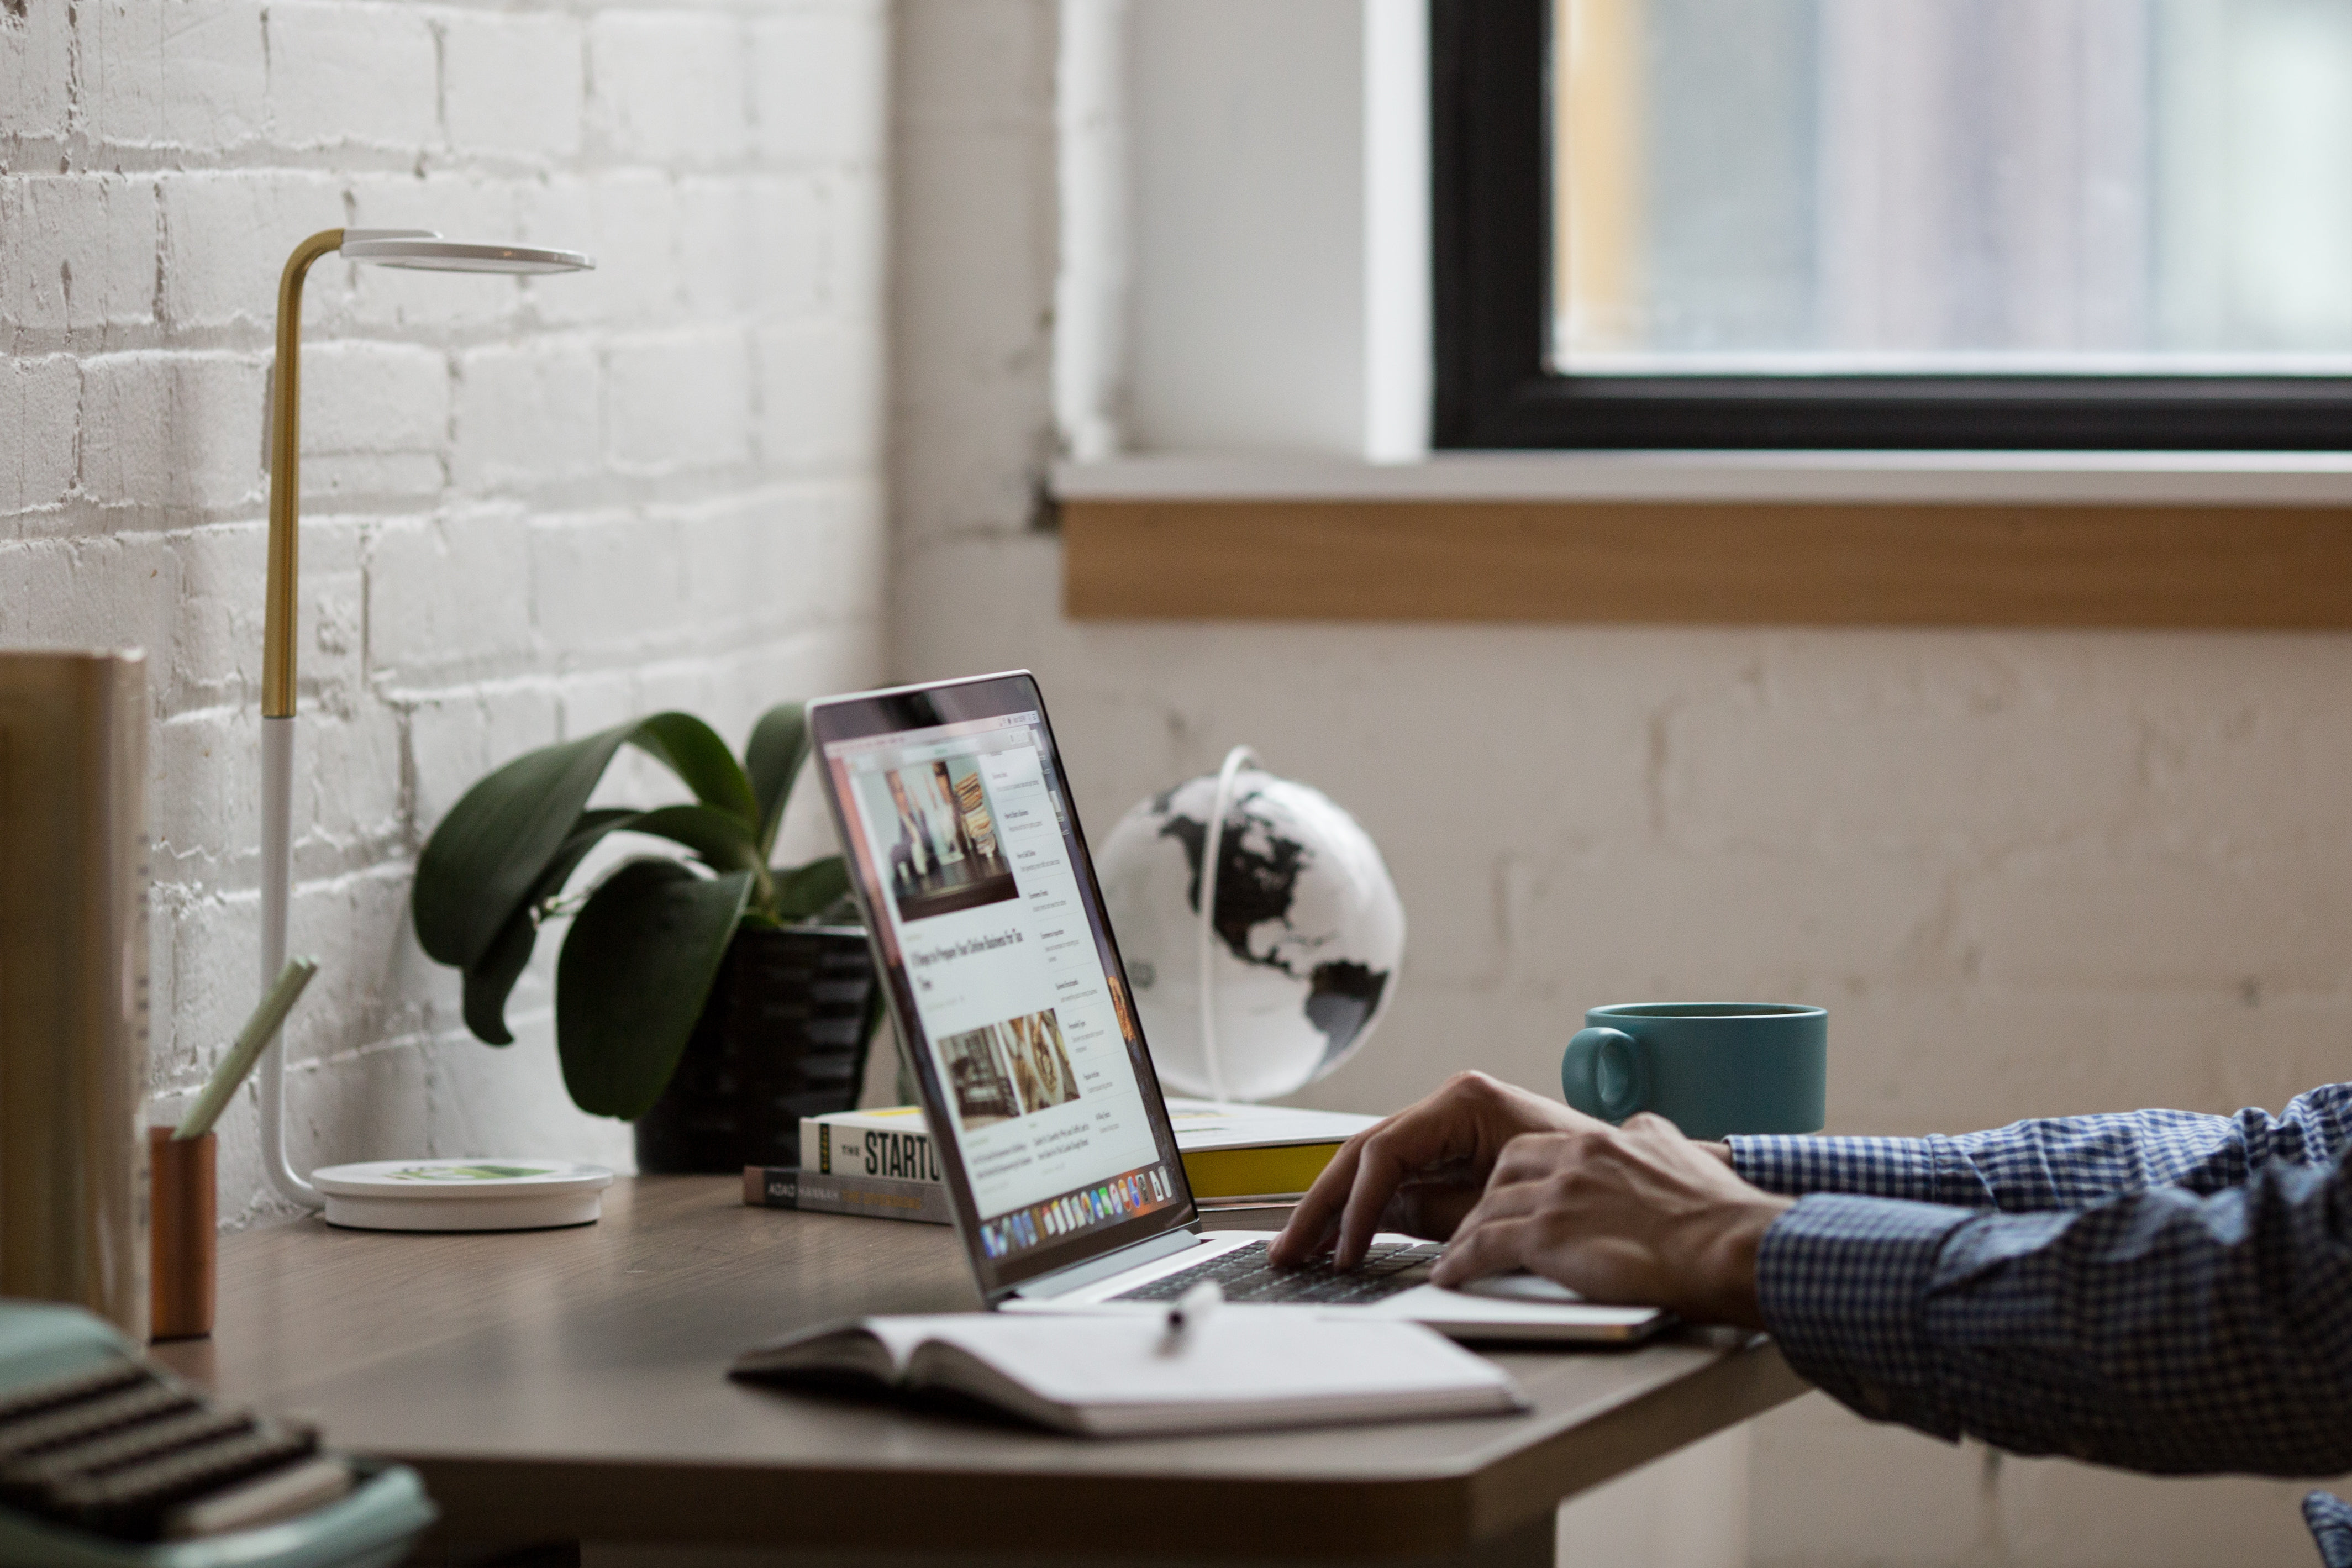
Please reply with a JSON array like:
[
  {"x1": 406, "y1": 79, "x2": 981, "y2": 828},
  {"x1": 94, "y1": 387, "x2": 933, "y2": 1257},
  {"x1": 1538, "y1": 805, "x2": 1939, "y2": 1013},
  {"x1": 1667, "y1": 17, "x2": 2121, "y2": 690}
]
[{"x1": 340, "y1": 235, "x2": 594, "y2": 274}]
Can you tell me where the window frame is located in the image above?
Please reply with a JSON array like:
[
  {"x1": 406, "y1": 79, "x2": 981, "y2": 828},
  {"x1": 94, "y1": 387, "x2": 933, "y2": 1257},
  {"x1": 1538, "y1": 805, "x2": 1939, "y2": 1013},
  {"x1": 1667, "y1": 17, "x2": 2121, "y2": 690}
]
[{"x1": 1429, "y1": 0, "x2": 2352, "y2": 453}]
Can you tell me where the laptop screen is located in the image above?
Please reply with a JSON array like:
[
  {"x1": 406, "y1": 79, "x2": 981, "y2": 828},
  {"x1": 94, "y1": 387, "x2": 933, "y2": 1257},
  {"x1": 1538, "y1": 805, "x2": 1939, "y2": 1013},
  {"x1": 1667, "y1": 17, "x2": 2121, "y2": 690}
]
[{"x1": 810, "y1": 672, "x2": 1194, "y2": 1298}]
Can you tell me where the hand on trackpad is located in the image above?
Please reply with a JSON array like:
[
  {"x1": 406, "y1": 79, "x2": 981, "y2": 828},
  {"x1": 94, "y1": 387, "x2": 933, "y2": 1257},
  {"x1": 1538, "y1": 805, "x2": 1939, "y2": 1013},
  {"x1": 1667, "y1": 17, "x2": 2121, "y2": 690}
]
[{"x1": 1451, "y1": 1272, "x2": 1587, "y2": 1304}]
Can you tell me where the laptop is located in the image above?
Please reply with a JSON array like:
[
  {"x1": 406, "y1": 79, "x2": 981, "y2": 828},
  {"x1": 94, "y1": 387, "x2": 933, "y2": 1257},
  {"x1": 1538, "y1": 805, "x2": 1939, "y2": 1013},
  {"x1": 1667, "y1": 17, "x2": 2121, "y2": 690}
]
[{"x1": 807, "y1": 671, "x2": 1667, "y2": 1344}]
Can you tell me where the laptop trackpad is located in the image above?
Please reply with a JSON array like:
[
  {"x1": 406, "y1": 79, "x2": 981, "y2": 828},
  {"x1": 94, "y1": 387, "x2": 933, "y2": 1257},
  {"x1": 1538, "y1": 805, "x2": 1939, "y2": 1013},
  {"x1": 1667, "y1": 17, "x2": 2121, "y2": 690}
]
[{"x1": 1455, "y1": 1272, "x2": 1586, "y2": 1304}]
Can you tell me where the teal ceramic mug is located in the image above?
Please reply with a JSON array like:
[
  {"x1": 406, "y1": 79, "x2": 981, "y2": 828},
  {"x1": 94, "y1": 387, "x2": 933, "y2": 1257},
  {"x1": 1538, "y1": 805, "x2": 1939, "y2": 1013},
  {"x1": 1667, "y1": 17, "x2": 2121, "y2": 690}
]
[{"x1": 1561, "y1": 1003, "x2": 1826, "y2": 1140}]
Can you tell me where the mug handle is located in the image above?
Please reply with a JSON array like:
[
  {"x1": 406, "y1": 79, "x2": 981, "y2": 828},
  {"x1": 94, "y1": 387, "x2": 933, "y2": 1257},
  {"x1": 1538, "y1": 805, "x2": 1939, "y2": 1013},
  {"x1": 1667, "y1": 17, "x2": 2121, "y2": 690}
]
[{"x1": 1562, "y1": 1027, "x2": 1649, "y2": 1124}]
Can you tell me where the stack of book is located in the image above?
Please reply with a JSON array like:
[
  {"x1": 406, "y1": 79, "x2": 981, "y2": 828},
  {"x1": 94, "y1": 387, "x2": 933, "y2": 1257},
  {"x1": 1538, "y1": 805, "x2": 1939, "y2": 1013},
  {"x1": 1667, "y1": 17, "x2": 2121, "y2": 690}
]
[{"x1": 743, "y1": 1099, "x2": 1378, "y2": 1224}]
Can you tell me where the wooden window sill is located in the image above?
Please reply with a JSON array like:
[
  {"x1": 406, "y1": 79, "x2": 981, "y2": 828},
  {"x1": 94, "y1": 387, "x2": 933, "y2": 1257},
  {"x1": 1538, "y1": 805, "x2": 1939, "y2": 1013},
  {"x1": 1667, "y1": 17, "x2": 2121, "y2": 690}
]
[{"x1": 1056, "y1": 456, "x2": 2352, "y2": 628}]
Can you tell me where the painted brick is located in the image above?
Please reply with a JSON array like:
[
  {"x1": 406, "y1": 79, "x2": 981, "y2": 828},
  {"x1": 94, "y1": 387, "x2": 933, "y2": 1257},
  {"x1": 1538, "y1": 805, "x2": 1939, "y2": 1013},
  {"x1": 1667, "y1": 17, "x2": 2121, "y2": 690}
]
[
  {"x1": 166, "y1": 522, "x2": 266, "y2": 712},
  {"x1": 605, "y1": 331, "x2": 752, "y2": 473},
  {"x1": 76, "y1": 0, "x2": 267, "y2": 152},
  {"x1": 527, "y1": 509, "x2": 690, "y2": 655},
  {"x1": 515, "y1": 173, "x2": 680, "y2": 329},
  {"x1": 5, "y1": 530, "x2": 180, "y2": 658},
  {"x1": 1959, "y1": 845, "x2": 2352, "y2": 995},
  {"x1": 298, "y1": 340, "x2": 450, "y2": 503},
  {"x1": 730, "y1": 173, "x2": 828, "y2": 320},
  {"x1": 286, "y1": 703, "x2": 407, "y2": 875},
  {"x1": 757, "y1": 319, "x2": 882, "y2": 471},
  {"x1": 284, "y1": 514, "x2": 367, "y2": 718},
  {"x1": 820, "y1": 169, "x2": 890, "y2": 320},
  {"x1": 79, "y1": 352, "x2": 265, "y2": 513},
  {"x1": 13, "y1": 0, "x2": 886, "y2": 1255},
  {"x1": 265, "y1": 2, "x2": 438, "y2": 151},
  {"x1": 158, "y1": 170, "x2": 344, "y2": 331},
  {"x1": 0, "y1": 175, "x2": 159, "y2": 336},
  {"x1": 439, "y1": 10, "x2": 586, "y2": 161},
  {"x1": 587, "y1": 10, "x2": 750, "y2": 165},
  {"x1": 751, "y1": 4, "x2": 888, "y2": 166},
  {"x1": 0, "y1": 2, "x2": 73, "y2": 140},
  {"x1": 675, "y1": 492, "x2": 811, "y2": 639},
  {"x1": 150, "y1": 705, "x2": 259, "y2": 898},
  {"x1": 1, "y1": 356, "x2": 79, "y2": 517},
  {"x1": 450, "y1": 338, "x2": 602, "y2": 493},
  {"x1": 891, "y1": 122, "x2": 1056, "y2": 546},
  {"x1": 366, "y1": 507, "x2": 538, "y2": 680}
]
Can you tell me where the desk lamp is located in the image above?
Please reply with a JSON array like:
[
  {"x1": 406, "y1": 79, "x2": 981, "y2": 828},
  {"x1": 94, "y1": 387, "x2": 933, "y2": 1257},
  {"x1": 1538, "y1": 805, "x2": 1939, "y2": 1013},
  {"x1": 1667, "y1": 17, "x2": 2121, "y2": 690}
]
[{"x1": 256, "y1": 230, "x2": 595, "y2": 1219}]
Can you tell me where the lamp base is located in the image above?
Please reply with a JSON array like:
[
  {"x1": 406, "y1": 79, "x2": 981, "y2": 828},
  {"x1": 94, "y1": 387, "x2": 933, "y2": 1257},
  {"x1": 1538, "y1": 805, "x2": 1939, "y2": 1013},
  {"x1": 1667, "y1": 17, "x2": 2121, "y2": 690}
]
[{"x1": 309, "y1": 1159, "x2": 613, "y2": 1232}]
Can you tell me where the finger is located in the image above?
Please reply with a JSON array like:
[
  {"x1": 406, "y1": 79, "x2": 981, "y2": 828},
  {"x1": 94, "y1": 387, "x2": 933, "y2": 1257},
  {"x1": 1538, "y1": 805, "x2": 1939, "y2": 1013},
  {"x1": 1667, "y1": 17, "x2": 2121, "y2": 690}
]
[
  {"x1": 1329, "y1": 1098, "x2": 1498, "y2": 1266},
  {"x1": 1337, "y1": 1126, "x2": 1421, "y2": 1267},
  {"x1": 1419, "y1": 1168, "x2": 1556, "y2": 1275},
  {"x1": 1269, "y1": 1132, "x2": 1368, "y2": 1264},
  {"x1": 1276, "y1": 1078, "x2": 1543, "y2": 1266},
  {"x1": 1432, "y1": 1213, "x2": 1539, "y2": 1288}
]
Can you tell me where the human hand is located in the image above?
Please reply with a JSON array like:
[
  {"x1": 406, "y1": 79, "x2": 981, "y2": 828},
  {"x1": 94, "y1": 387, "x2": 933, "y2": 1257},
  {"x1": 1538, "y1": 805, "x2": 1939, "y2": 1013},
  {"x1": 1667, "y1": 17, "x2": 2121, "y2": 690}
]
[
  {"x1": 1428, "y1": 1112, "x2": 1791, "y2": 1328},
  {"x1": 1269, "y1": 1072, "x2": 1607, "y2": 1268}
]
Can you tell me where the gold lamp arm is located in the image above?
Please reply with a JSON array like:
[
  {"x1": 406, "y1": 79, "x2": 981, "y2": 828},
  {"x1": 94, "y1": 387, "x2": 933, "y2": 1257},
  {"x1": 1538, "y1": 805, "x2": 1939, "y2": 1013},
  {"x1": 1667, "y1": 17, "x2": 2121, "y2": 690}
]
[{"x1": 262, "y1": 229, "x2": 344, "y2": 721}]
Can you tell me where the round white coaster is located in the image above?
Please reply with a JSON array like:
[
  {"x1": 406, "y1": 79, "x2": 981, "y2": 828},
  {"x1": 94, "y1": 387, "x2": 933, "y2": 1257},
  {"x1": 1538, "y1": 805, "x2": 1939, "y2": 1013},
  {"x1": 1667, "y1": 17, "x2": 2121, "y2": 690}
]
[{"x1": 308, "y1": 1159, "x2": 615, "y2": 1232}]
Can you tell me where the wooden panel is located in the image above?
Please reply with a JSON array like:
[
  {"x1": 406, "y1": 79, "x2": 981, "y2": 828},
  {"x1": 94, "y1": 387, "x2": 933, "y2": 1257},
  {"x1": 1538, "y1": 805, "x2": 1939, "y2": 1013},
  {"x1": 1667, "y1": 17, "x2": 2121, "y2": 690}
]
[
  {"x1": 154, "y1": 1176, "x2": 1805, "y2": 1560},
  {"x1": 1060, "y1": 498, "x2": 2352, "y2": 627}
]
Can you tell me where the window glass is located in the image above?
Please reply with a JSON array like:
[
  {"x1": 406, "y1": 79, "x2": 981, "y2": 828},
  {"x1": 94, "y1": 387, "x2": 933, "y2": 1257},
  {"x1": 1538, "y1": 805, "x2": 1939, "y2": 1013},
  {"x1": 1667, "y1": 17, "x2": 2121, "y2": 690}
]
[{"x1": 1553, "y1": 0, "x2": 2352, "y2": 375}]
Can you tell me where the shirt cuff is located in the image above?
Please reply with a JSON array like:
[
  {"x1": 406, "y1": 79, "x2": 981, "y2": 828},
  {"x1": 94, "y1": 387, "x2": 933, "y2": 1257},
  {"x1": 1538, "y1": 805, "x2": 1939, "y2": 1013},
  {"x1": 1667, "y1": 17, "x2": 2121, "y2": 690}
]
[
  {"x1": 1730, "y1": 1134, "x2": 1976, "y2": 1204},
  {"x1": 1755, "y1": 1193, "x2": 1976, "y2": 1436}
]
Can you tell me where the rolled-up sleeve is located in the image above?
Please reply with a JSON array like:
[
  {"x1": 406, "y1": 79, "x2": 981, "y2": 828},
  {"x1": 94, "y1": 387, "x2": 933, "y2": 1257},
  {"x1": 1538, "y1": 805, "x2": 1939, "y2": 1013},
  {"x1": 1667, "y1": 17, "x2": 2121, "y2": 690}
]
[{"x1": 1754, "y1": 1158, "x2": 2352, "y2": 1477}]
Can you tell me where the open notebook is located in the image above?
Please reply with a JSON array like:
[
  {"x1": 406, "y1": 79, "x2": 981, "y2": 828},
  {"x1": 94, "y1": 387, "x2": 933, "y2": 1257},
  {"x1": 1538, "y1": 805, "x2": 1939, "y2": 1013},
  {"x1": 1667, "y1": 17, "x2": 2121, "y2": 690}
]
[{"x1": 730, "y1": 1311, "x2": 1527, "y2": 1437}]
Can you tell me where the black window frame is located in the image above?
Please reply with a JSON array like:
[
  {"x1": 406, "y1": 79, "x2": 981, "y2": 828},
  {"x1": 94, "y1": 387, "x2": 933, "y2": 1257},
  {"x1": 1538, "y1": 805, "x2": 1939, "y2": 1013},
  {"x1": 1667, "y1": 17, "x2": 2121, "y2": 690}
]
[{"x1": 1430, "y1": 0, "x2": 2352, "y2": 452}]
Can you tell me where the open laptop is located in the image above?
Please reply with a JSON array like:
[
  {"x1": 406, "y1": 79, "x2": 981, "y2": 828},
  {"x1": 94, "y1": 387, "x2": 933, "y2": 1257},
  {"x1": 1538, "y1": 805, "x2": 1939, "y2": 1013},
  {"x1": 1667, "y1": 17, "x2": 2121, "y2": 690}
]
[{"x1": 807, "y1": 672, "x2": 1666, "y2": 1344}]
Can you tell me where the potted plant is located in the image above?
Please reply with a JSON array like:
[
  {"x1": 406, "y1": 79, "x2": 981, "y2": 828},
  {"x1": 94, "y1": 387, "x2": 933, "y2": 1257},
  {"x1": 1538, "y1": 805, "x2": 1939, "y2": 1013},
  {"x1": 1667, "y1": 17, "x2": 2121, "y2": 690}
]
[{"x1": 411, "y1": 703, "x2": 881, "y2": 1172}]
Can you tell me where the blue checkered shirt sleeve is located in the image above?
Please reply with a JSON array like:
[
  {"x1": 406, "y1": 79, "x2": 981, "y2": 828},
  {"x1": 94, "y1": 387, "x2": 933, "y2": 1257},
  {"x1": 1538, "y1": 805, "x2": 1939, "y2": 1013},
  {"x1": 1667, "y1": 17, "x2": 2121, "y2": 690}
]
[
  {"x1": 1728, "y1": 1082, "x2": 2352, "y2": 1209},
  {"x1": 1728, "y1": 1083, "x2": 2352, "y2": 1552}
]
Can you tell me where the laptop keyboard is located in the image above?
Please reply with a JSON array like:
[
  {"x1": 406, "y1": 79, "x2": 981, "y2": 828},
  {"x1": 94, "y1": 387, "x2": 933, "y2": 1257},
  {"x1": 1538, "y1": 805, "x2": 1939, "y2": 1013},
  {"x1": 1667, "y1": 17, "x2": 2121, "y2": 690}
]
[{"x1": 1108, "y1": 1239, "x2": 1444, "y2": 1307}]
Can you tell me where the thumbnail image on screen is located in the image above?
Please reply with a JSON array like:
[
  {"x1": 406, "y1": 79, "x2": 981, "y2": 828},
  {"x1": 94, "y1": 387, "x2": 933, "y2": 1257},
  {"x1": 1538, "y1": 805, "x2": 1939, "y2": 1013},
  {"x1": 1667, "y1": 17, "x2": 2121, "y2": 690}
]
[
  {"x1": 935, "y1": 1008, "x2": 1083, "y2": 1129},
  {"x1": 853, "y1": 754, "x2": 1018, "y2": 923}
]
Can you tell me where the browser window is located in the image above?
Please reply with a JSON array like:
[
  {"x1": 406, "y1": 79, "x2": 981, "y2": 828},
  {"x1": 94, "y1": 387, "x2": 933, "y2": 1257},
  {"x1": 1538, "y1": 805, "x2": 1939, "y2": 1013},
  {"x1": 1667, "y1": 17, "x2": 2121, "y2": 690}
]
[{"x1": 824, "y1": 711, "x2": 1181, "y2": 1264}]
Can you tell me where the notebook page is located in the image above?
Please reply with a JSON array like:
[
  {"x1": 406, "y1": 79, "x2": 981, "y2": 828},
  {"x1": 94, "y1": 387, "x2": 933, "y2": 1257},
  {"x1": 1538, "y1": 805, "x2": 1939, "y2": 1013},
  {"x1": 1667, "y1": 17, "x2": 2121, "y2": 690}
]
[{"x1": 890, "y1": 1310, "x2": 1519, "y2": 1408}]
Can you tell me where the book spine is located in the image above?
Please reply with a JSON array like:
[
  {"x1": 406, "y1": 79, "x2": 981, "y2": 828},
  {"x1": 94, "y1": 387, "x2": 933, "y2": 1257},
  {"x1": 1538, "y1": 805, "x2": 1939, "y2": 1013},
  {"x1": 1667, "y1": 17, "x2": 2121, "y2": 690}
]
[
  {"x1": 799, "y1": 1119, "x2": 944, "y2": 1184},
  {"x1": 0, "y1": 652, "x2": 150, "y2": 1341},
  {"x1": 743, "y1": 1167, "x2": 954, "y2": 1225}
]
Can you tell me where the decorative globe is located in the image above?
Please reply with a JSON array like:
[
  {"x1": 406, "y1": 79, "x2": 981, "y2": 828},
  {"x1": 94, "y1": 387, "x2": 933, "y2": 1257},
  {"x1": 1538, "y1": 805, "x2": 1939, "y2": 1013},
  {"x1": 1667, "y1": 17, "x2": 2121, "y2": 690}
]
[{"x1": 1096, "y1": 748, "x2": 1405, "y2": 1102}]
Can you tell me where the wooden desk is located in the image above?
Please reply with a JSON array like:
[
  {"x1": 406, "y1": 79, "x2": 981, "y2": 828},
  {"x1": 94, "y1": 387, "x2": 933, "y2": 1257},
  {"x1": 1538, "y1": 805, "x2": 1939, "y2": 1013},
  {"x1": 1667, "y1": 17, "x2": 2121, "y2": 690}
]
[{"x1": 152, "y1": 1177, "x2": 1806, "y2": 1566}]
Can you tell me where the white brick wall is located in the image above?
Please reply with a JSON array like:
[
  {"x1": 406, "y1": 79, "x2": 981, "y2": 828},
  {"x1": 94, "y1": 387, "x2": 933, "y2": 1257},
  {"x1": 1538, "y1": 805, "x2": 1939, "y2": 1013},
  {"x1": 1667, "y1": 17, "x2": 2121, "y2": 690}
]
[
  {"x1": 887, "y1": 3, "x2": 2351, "y2": 1565},
  {"x1": 0, "y1": 0, "x2": 890, "y2": 1223}
]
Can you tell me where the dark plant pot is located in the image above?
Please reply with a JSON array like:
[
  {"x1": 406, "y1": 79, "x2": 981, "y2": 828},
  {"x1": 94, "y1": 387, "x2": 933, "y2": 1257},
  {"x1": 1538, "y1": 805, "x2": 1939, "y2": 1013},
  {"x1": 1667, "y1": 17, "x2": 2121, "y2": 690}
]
[{"x1": 632, "y1": 924, "x2": 880, "y2": 1175}]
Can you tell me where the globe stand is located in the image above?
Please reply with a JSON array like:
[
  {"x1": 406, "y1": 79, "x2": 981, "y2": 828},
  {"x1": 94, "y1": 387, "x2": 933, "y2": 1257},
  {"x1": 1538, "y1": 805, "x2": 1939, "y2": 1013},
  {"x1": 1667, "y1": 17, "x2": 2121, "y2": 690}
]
[{"x1": 1195, "y1": 744, "x2": 1262, "y2": 1103}]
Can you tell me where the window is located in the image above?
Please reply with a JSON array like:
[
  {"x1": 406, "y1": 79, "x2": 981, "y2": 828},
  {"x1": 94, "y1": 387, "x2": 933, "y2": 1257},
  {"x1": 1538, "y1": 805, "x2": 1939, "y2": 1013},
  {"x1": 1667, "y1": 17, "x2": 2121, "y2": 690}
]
[{"x1": 1433, "y1": 0, "x2": 2352, "y2": 449}]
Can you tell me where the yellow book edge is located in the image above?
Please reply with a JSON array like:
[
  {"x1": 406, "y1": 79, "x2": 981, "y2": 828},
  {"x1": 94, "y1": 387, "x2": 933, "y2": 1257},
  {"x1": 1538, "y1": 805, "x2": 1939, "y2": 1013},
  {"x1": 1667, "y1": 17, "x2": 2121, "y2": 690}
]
[{"x1": 1179, "y1": 1142, "x2": 1344, "y2": 1201}]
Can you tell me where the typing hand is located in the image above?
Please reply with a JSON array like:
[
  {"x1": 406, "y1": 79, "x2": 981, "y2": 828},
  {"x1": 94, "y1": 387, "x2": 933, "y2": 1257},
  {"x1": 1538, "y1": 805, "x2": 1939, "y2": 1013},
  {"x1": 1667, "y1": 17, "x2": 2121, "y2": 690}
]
[
  {"x1": 1428, "y1": 1112, "x2": 1792, "y2": 1329},
  {"x1": 1269, "y1": 1072, "x2": 1599, "y2": 1269}
]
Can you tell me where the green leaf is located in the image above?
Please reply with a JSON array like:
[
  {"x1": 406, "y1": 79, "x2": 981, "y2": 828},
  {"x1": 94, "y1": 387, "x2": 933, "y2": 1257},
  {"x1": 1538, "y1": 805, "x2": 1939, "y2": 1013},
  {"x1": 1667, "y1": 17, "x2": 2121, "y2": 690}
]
[
  {"x1": 454, "y1": 808, "x2": 640, "y2": 1046},
  {"x1": 744, "y1": 702, "x2": 811, "y2": 857},
  {"x1": 413, "y1": 724, "x2": 643, "y2": 970},
  {"x1": 623, "y1": 803, "x2": 764, "y2": 878},
  {"x1": 462, "y1": 915, "x2": 536, "y2": 1046},
  {"x1": 633, "y1": 713, "x2": 759, "y2": 830},
  {"x1": 555, "y1": 861, "x2": 752, "y2": 1119},
  {"x1": 415, "y1": 711, "x2": 760, "y2": 977},
  {"x1": 771, "y1": 855, "x2": 850, "y2": 922}
]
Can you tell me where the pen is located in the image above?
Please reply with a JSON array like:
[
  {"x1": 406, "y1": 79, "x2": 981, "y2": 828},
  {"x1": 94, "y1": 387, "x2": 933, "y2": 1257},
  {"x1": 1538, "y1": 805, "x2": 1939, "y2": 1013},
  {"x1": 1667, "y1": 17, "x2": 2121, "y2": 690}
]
[
  {"x1": 174, "y1": 958, "x2": 319, "y2": 1141},
  {"x1": 1162, "y1": 1280, "x2": 1222, "y2": 1343}
]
